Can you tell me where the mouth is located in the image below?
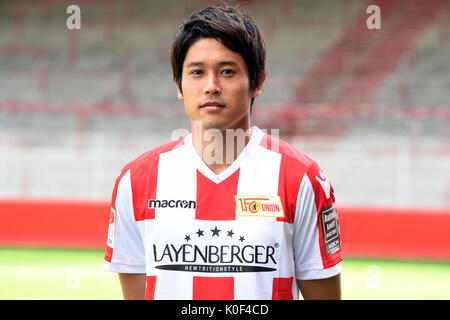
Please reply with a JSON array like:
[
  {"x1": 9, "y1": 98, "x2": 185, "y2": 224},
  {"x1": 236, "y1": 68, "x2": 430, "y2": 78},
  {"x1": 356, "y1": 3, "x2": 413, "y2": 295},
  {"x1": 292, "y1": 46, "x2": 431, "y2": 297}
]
[{"x1": 200, "y1": 100, "x2": 225, "y2": 109}]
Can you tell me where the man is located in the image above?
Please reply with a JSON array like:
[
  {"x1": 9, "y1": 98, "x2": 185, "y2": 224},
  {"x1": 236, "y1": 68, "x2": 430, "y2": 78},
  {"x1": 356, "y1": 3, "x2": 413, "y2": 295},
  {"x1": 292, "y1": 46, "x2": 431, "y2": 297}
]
[{"x1": 104, "y1": 4, "x2": 342, "y2": 300}]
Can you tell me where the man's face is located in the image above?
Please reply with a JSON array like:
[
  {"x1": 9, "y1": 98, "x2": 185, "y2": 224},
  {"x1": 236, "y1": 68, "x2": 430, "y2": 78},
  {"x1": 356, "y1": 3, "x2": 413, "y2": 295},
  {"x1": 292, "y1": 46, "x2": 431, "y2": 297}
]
[{"x1": 175, "y1": 38, "x2": 264, "y2": 132}]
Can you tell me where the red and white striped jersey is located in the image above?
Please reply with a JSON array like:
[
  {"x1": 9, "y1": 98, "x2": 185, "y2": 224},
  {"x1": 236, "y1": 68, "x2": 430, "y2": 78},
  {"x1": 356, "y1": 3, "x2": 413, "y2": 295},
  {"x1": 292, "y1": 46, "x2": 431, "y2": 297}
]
[{"x1": 104, "y1": 126, "x2": 342, "y2": 300}]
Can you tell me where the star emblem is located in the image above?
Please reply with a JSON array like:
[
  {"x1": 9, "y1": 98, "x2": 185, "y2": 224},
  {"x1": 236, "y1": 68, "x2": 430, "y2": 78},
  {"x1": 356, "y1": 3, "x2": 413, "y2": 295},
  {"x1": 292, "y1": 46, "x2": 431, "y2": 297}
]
[
  {"x1": 210, "y1": 226, "x2": 221, "y2": 237},
  {"x1": 184, "y1": 235, "x2": 191, "y2": 242},
  {"x1": 227, "y1": 229, "x2": 234, "y2": 238},
  {"x1": 196, "y1": 229, "x2": 204, "y2": 237},
  {"x1": 239, "y1": 236, "x2": 245, "y2": 242}
]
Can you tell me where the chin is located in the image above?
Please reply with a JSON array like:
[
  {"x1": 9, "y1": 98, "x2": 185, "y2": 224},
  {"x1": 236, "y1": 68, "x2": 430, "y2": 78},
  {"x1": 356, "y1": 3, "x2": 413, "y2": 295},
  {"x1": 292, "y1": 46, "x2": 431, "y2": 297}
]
[
  {"x1": 192, "y1": 113, "x2": 249, "y2": 132},
  {"x1": 201, "y1": 121, "x2": 228, "y2": 131}
]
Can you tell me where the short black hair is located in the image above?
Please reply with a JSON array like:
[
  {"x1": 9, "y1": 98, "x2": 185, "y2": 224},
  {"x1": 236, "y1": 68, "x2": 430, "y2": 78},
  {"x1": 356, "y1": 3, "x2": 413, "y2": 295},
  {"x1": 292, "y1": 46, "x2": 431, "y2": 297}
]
[{"x1": 170, "y1": 4, "x2": 266, "y2": 111}]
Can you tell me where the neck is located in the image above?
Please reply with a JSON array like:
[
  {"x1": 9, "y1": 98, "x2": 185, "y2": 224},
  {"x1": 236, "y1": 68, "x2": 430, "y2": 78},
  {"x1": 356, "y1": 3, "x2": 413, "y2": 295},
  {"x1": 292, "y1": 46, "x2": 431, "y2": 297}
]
[{"x1": 191, "y1": 122, "x2": 252, "y2": 175}]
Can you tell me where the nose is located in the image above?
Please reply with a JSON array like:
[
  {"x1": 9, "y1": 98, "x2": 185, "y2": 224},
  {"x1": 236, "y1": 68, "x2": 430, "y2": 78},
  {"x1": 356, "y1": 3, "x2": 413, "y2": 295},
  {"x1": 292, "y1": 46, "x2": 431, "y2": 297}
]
[{"x1": 204, "y1": 73, "x2": 221, "y2": 96}]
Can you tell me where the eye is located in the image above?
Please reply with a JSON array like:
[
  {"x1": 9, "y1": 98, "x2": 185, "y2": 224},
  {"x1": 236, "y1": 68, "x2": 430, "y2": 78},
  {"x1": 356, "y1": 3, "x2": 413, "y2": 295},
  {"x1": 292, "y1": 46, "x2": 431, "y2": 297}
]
[
  {"x1": 190, "y1": 69, "x2": 203, "y2": 76},
  {"x1": 221, "y1": 69, "x2": 235, "y2": 75}
]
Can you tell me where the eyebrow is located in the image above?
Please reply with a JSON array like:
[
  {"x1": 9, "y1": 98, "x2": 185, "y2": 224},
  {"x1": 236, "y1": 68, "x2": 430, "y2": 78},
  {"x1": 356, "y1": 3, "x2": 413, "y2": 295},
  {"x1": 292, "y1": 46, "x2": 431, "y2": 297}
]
[{"x1": 185, "y1": 60, "x2": 239, "y2": 68}]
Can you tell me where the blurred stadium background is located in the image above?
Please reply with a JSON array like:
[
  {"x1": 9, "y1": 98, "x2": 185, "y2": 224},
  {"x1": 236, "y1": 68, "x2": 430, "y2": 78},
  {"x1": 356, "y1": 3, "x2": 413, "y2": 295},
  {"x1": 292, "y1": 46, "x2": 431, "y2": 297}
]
[{"x1": 0, "y1": 0, "x2": 449, "y2": 299}]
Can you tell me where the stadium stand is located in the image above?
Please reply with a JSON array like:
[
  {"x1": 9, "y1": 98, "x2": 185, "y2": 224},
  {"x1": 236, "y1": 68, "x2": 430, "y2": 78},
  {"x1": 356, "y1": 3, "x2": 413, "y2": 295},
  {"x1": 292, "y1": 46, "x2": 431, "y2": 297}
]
[{"x1": 0, "y1": 0, "x2": 449, "y2": 211}]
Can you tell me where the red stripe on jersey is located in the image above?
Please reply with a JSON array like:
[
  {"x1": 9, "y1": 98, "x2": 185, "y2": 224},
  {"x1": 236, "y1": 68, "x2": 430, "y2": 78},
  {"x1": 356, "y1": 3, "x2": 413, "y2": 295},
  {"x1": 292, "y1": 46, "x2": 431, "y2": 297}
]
[
  {"x1": 195, "y1": 169, "x2": 239, "y2": 221},
  {"x1": 132, "y1": 157, "x2": 158, "y2": 221},
  {"x1": 272, "y1": 277, "x2": 294, "y2": 300},
  {"x1": 276, "y1": 155, "x2": 306, "y2": 224},
  {"x1": 131, "y1": 138, "x2": 185, "y2": 221},
  {"x1": 260, "y1": 134, "x2": 310, "y2": 224},
  {"x1": 145, "y1": 276, "x2": 157, "y2": 300},
  {"x1": 104, "y1": 166, "x2": 130, "y2": 262},
  {"x1": 306, "y1": 163, "x2": 342, "y2": 268},
  {"x1": 193, "y1": 276, "x2": 234, "y2": 300}
]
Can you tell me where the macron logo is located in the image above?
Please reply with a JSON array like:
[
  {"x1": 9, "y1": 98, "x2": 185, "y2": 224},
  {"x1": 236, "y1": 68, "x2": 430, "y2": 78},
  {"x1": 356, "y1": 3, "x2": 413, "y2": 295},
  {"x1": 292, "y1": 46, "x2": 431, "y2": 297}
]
[
  {"x1": 315, "y1": 171, "x2": 331, "y2": 200},
  {"x1": 148, "y1": 199, "x2": 197, "y2": 209}
]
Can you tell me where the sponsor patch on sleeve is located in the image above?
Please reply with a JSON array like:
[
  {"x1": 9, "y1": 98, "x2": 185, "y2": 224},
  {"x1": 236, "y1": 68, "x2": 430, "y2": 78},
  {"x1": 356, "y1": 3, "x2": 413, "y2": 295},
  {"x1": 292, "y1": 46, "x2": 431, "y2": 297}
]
[
  {"x1": 320, "y1": 204, "x2": 341, "y2": 256},
  {"x1": 235, "y1": 195, "x2": 284, "y2": 218}
]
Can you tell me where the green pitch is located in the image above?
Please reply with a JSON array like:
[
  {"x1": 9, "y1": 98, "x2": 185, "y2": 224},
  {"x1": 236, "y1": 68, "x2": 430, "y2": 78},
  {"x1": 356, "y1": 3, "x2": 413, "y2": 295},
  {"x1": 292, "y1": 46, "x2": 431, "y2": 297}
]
[{"x1": 0, "y1": 247, "x2": 449, "y2": 299}]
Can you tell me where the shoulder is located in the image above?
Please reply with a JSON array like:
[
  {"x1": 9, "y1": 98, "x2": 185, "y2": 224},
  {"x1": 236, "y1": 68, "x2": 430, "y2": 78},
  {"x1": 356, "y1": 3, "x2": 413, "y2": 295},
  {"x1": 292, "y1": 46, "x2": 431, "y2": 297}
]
[
  {"x1": 133, "y1": 137, "x2": 185, "y2": 168},
  {"x1": 258, "y1": 131, "x2": 330, "y2": 223},
  {"x1": 259, "y1": 131, "x2": 332, "y2": 197},
  {"x1": 259, "y1": 131, "x2": 318, "y2": 175},
  {"x1": 116, "y1": 136, "x2": 186, "y2": 182},
  {"x1": 261, "y1": 133, "x2": 334, "y2": 207}
]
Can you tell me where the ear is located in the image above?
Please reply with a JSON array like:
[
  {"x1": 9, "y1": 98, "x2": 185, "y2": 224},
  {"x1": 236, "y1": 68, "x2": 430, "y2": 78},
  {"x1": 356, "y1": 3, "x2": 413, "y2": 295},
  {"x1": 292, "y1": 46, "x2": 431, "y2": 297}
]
[
  {"x1": 251, "y1": 71, "x2": 266, "y2": 99},
  {"x1": 174, "y1": 79, "x2": 184, "y2": 100}
]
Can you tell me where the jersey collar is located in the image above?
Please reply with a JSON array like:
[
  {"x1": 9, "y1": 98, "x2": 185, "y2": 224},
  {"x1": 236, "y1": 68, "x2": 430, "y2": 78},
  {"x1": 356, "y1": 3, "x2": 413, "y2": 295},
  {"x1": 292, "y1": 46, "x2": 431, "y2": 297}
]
[{"x1": 184, "y1": 126, "x2": 264, "y2": 184}]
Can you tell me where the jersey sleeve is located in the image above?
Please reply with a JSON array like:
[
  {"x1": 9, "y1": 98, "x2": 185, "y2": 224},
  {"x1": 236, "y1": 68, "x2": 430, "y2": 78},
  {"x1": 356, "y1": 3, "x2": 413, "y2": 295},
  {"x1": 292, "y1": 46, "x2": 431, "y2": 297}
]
[
  {"x1": 104, "y1": 167, "x2": 146, "y2": 274},
  {"x1": 292, "y1": 162, "x2": 342, "y2": 280}
]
